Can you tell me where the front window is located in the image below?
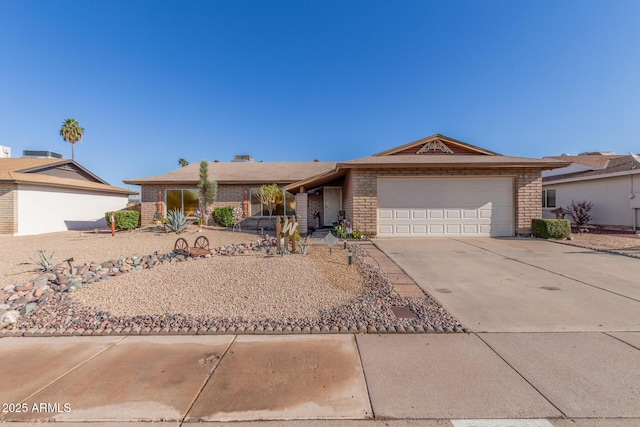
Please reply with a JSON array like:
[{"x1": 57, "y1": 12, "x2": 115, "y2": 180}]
[
  {"x1": 543, "y1": 189, "x2": 556, "y2": 208},
  {"x1": 250, "y1": 187, "x2": 296, "y2": 216},
  {"x1": 166, "y1": 189, "x2": 198, "y2": 216}
]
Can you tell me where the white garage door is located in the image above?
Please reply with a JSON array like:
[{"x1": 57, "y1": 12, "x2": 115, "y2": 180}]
[{"x1": 377, "y1": 177, "x2": 514, "y2": 237}]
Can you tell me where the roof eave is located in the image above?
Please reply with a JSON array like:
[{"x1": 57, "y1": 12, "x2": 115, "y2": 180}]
[
  {"x1": 543, "y1": 168, "x2": 640, "y2": 185},
  {"x1": 337, "y1": 161, "x2": 571, "y2": 170},
  {"x1": 11, "y1": 179, "x2": 137, "y2": 195}
]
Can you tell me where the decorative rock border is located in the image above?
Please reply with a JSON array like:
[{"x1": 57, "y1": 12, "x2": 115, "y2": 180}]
[{"x1": 1, "y1": 241, "x2": 466, "y2": 336}]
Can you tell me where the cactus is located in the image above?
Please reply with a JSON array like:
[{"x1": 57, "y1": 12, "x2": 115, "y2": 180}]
[
  {"x1": 166, "y1": 209, "x2": 189, "y2": 233},
  {"x1": 31, "y1": 250, "x2": 56, "y2": 271}
]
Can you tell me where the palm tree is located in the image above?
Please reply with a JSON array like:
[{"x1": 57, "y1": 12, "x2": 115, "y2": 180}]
[
  {"x1": 178, "y1": 158, "x2": 189, "y2": 167},
  {"x1": 59, "y1": 119, "x2": 85, "y2": 160}
]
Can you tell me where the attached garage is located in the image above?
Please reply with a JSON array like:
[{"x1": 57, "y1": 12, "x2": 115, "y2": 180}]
[
  {"x1": 377, "y1": 177, "x2": 514, "y2": 237},
  {"x1": 1, "y1": 158, "x2": 136, "y2": 236},
  {"x1": 284, "y1": 134, "x2": 571, "y2": 237}
]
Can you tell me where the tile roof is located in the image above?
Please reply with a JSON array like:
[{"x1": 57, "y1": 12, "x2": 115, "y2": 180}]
[
  {"x1": 544, "y1": 155, "x2": 639, "y2": 183},
  {"x1": 125, "y1": 161, "x2": 337, "y2": 185},
  {"x1": 0, "y1": 158, "x2": 136, "y2": 195}
]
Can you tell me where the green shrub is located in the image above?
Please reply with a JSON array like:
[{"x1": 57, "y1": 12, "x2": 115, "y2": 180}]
[
  {"x1": 105, "y1": 210, "x2": 140, "y2": 230},
  {"x1": 531, "y1": 218, "x2": 571, "y2": 239},
  {"x1": 212, "y1": 206, "x2": 235, "y2": 227}
]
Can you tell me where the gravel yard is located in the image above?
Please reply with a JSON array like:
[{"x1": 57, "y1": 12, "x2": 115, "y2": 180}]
[
  {"x1": 0, "y1": 226, "x2": 258, "y2": 289},
  {"x1": 71, "y1": 246, "x2": 366, "y2": 320},
  {"x1": 554, "y1": 229, "x2": 640, "y2": 258},
  {"x1": 2, "y1": 225, "x2": 463, "y2": 333}
]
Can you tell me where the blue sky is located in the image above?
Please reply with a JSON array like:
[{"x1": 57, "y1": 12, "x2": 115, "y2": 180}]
[{"x1": 1, "y1": 1, "x2": 639, "y2": 191}]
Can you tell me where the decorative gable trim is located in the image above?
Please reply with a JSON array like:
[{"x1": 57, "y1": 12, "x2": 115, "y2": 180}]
[
  {"x1": 416, "y1": 139, "x2": 455, "y2": 155},
  {"x1": 373, "y1": 134, "x2": 501, "y2": 157}
]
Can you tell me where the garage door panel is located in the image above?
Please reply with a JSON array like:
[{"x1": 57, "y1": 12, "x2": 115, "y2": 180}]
[
  {"x1": 429, "y1": 224, "x2": 445, "y2": 235},
  {"x1": 395, "y1": 225, "x2": 411, "y2": 234},
  {"x1": 446, "y1": 224, "x2": 461, "y2": 234},
  {"x1": 463, "y1": 224, "x2": 479, "y2": 234},
  {"x1": 463, "y1": 210, "x2": 478, "y2": 219},
  {"x1": 429, "y1": 210, "x2": 444, "y2": 219},
  {"x1": 445, "y1": 210, "x2": 461, "y2": 219},
  {"x1": 378, "y1": 210, "x2": 393, "y2": 219},
  {"x1": 412, "y1": 225, "x2": 427, "y2": 234},
  {"x1": 377, "y1": 177, "x2": 513, "y2": 237},
  {"x1": 412, "y1": 210, "x2": 427, "y2": 219},
  {"x1": 395, "y1": 209, "x2": 410, "y2": 219}
]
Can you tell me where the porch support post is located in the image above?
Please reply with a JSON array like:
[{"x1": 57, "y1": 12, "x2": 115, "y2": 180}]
[{"x1": 295, "y1": 192, "x2": 309, "y2": 236}]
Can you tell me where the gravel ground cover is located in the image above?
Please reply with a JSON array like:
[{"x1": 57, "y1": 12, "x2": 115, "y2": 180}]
[
  {"x1": 1, "y1": 226, "x2": 463, "y2": 334},
  {"x1": 551, "y1": 229, "x2": 640, "y2": 258},
  {"x1": 0, "y1": 226, "x2": 258, "y2": 289}
]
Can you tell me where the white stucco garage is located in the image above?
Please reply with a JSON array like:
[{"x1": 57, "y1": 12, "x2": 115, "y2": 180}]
[
  {"x1": 1, "y1": 158, "x2": 136, "y2": 236},
  {"x1": 15, "y1": 185, "x2": 130, "y2": 236},
  {"x1": 377, "y1": 177, "x2": 514, "y2": 237}
]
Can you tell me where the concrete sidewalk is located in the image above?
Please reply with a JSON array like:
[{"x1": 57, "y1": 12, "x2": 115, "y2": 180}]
[{"x1": 1, "y1": 333, "x2": 638, "y2": 426}]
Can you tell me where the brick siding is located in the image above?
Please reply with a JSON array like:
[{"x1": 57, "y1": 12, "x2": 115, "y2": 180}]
[
  {"x1": 140, "y1": 184, "x2": 252, "y2": 225},
  {"x1": 0, "y1": 183, "x2": 17, "y2": 234},
  {"x1": 295, "y1": 193, "x2": 308, "y2": 235}
]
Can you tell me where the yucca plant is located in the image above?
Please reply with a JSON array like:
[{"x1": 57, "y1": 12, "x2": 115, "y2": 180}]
[
  {"x1": 166, "y1": 209, "x2": 189, "y2": 233},
  {"x1": 31, "y1": 250, "x2": 56, "y2": 271}
]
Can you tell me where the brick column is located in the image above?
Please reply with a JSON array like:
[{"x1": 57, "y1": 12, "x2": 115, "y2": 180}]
[{"x1": 295, "y1": 192, "x2": 308, "y2": 236}]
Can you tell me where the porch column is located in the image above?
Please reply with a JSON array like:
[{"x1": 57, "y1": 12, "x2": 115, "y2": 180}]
[{"x1": 295, "y1": 192, "x2": 308, "y2": 236}]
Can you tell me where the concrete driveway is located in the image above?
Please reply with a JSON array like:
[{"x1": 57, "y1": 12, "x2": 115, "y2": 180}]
[{"x1": 374, "y1": 237, "x2": 640, "y2": 332}]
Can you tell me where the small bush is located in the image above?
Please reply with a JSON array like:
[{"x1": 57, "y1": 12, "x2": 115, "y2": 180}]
[
  {"x1": 212, "y1": 206, "x2": 235, "y2": 227},
  {"x1": 531, "y1": 218, "x2": 571, "y2": 239},
  {"x1": 105, "y1": 210, "x2": 140, "y2": 230},
  {"x1": 570, "y1": 200, "x2": 593, "y2": 228}
]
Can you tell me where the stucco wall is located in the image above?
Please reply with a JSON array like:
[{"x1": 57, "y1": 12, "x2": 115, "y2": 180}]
[
  {"x1": 0, "y1": 183, "x2": 18, "y2": 234},
  {"x1": 542, "y1": 174, "x2": 640, "y2": 227},
  {"x1": 15, "y1": 185, "x2": 128, "y2": 236},
  {"x1": 346, "y1": 167, "x2": 543, "y2": 236}
]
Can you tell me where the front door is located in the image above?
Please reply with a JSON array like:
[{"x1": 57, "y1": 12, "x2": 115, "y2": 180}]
[{"x1": 323, "y1": 186, "x2": 342, "y2": 226}]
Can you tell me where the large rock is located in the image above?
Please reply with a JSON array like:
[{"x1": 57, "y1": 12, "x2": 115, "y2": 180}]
[
  {"x1": 16, "y1": 282, "x2": 33, "y2": 292},
  {"x1": 1, "y1": 310, "x2": 20, "y2": 324},
  {"x1": 20, "y1": 303, "x2": 37, "y2": 315}
]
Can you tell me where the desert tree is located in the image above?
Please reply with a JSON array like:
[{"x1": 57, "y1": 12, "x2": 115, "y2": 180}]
[{"x1": 254, "y1": 183, "x2": 283, "y2": 216}]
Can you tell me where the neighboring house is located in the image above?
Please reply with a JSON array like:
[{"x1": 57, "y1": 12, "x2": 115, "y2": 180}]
[
  {"x1": 0, "y1": 158, "x2": 136, "y2": 236},
  {"x1": 125, "y1": 134, "x2": 568, "y2": 237},
  {"x1": 542, "y1": 152, "x2": 640, "y2": 229}
]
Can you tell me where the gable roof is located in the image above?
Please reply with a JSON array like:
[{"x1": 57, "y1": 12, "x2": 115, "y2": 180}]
[
  {"x1": 0, "y1": 158, "x2": 136, "y2": 195},
  {"x1": 124, "y1": 161, "x2": 337, "y2": 185},
  {"x1": 543, "y1": 154, "x2": 640, "y2": 183},
  {"x1": 285, "y1": 135, "x2": 570, "y2": 191}
]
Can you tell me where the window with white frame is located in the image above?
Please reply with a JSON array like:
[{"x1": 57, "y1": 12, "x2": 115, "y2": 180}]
[{"x1": 542, "y1": 189, "x2": 556, "y2": 208}]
